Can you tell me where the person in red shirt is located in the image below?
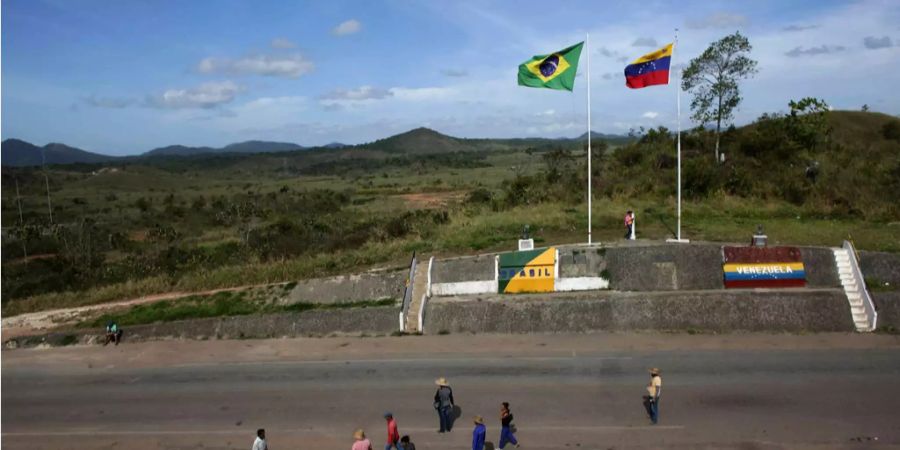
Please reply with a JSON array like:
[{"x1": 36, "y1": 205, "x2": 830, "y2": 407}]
[
  {"x1": 624, "y1": 210, "x2": 634, "y2": 240},
  {"x1": 384, "y1": 412, "x2": 400, "y2": 450}
]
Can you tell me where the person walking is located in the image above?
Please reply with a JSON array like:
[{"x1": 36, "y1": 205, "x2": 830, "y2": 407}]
[
  {"x1": 499, "y1": 402, "x2": 520, "y2": 449},
  {"x1": 472, "y1": 416, "x2": 486, "y2": 450},
  {"x1": 433, "y1": 377, "x2": 455, "y2": 433},
  {"x1": 642, "y1": 368, "x2": 662, "y2": 424},
  {"x1": 624, "y1": 210, "x2": 635, "y2": 240},
  {"x1": 251, "y1": 428, "x2": 268, "y2": 450},
  {"x1": 384, "y1": 412, "x2": 400, "y2": 450},
  {"x1": 352, "y1": 429, "x2": 373, "y2": 450},
  {"x1": 398, "y1": 435, "x2": 416, "y2": 450}
]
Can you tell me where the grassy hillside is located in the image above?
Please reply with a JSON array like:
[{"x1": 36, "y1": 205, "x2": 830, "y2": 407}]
[{"x1": 2, "y1": 108, "x2": 898, "y2": 316}]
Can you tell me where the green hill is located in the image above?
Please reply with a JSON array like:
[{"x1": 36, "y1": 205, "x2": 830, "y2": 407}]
[{"x1": 2, "y1": 139, "x2": 118, "y2": 167}]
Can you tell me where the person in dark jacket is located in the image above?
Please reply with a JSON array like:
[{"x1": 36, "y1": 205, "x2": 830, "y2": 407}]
[
  {"x1": 472, "y1": 416, "x2": 486, "y2": 450},
  {"x1": 434, "y1": 377, "x2": 455, "y2": 432},
  {"x1": 499, "y1": 402, "x2": 520, "y2": 448}
]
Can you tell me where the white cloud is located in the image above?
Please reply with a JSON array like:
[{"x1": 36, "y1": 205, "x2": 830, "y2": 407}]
[
  {"x1": 642, "y1": 111, "x2": 659, "y2": 119},
  {"x1": 332, "y1": 19, "x2": 361, "y2": 36},
  {"x1": 147, "y1": 81, "x2": 241, "y2": 109},
  {"x1": 863, "y1": 36, "x2": 893, "y2": 49},
  {"x1": 686, "y1": 12, "x2": 748, "y2": 30},
  {"x1": 270, "y1": 37, "x2": 296, "y2": 49},
  {"x1": 389, "y1": 86, "x2": 456, "y2": 102},
  {"x1": 442, "y1": 69, "x2": 469, "y2": 77},
  {"x1": 782, "y1": 25, "x2": 818, "y2": 32},
  {"x1": 320, "y1": 86, "x2": 393, "y2": 101},
  {"x1": 197, "y1": 54, "x2": 314, "y2": 78},
  {"x1": 83, "y1": 95, "x2": 135, "y2": 108},
  {"x1": 632, "y1": 37, "x2": 658, "y2": 47},
  {"x1": 785, "y1": 45, "x2": 847, "y2": 57}
]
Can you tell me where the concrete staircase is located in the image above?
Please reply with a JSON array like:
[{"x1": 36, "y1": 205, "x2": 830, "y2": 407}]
[
  {"x1": 404, "y1": 260, "x2": 430, "y2": 333},
  {"x1": 834, "y1": 248, "x2": 874, "y2": 332}
]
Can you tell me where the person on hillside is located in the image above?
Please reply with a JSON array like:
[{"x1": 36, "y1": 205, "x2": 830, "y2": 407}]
[
  {"x1": 104, "y1": 321, "x2": 122, "y2": 346},
  {"x1": 472, "y1": 416, "x2": 486, "y2": 450},
  {"x1": 352, "y1": 429, "x2": 373, "y2": 450},
  {"x1": 642, "y1": 367, "x2": 663, "y2": 424},
  {"x1": 398, "y1": 435, "x2": 416, "y2": 450},
  {"x1": 251, "y1": 428, "x2": 268, "y2": 450},
  {"x1": 624, "y1": 210, "x2": 635, "y2": 240},
  {"x1": 499, "y1": 402, "x2": 520, "y2": 448},
  {"x1": 434, "y1": 377, "x2": 455, "y2": 433},
  {"x1": 384, "y1": 412, "x2": 400, "y2": 450}
]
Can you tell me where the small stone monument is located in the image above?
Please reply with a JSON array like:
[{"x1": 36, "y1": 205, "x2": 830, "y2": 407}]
[
  {"x1": 518, "y1": 224, "x2": 534, "y2": 251},
  {"x1": 752, "y1": 224, "x2": 768, "y2": 247}
]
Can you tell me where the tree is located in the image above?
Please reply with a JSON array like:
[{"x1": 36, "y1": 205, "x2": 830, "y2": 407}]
[
  {"x1": 861, "y1": 104, "x2": 870, "y2": 112},
  {"x1": 786, "y1": 97, "x2": 831, "y2": 151},
  {"x1": 682, "y1": 32, "x2": 758, "y2": 162}
]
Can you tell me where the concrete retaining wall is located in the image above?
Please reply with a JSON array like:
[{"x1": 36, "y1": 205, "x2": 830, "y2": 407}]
[
  {"x1": 432, "y1": 254, "x2": 496, "y2": 283},
  {"x1": 605, "y1": 244, "x2": 724, "y2": 291},
  {"x1": 872, "y1": 292, "x2": 900, "y2": 331},
  {"x1": 5, "y1": 306, "x2": 399, "y2": 348},
  {"x1": 424, "y1": 290, "x2": 854, "y2": 334},
  {"x1": 859, "y1": 251, "x2": 900, "y2": 286},
  {"x1": 285, "y1": 270, "x2": 405, "y2": 304},
  {"x1": 800, "y1": 246, "x2": 841, "y2": 288}
]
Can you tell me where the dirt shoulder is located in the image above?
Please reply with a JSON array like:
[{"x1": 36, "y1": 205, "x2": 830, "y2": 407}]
[{"x1": 5, "y1": 332, "x2": 899, "y2": 371}]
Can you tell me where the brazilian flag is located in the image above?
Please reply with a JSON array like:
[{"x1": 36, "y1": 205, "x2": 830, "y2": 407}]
[{"x1": 518, "y1": 42, "x2": 584, "y2": 91}]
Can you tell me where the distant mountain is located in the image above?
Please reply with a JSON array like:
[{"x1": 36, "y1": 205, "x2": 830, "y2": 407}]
[
  {"x1": 363, "y1": 127, "x2": 469, "y2": 154},
  {"x1": 144, "y1": 140, "x2": 304, "y2": 157},
  {"x1": 575, "y1": 131, "x2": 632, "y2": 142},
  {"x1": 323, "y1": 142, "x2": 347, "y2": 149},
  {"x1": 2, "y1": 139, "x2": 117, "y2": 167}
]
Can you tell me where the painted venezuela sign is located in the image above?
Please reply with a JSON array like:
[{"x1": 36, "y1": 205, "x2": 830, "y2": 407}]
[
  {"x1": 722, "y1": 246, "x2": 806, "y2": 288},
  {"x1": 498, "y1": 247, "x2": 556, "y2": 293}
]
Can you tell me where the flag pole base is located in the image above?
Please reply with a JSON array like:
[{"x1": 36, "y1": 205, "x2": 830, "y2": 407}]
[{"x1": 666, "y1": 238, "x2": 690, "y2": 244}]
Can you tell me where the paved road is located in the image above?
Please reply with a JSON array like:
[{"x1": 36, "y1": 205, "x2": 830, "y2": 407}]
[{"x1": 3, "y1": 334, "x2": 900, "y2": 449}]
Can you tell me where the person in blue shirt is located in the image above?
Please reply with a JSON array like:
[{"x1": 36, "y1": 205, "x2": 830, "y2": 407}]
[
  {"x1": 104, "y1": 321, "x2": 123, "y2": 346},
  {"x1": 472, "y1": 416, "x2": 486, "y2": 450}
]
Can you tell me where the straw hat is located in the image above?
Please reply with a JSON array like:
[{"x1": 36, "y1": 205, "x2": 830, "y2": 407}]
[
  {"x1": 353, "y1": 429, "x2": 366, "y2": 440},
  {"x1": 649, "y1": 368, "x2": 661, "y2": 376},
  {"x1": 473, "y1": 415, "x2": 484, "y2": 424},
  {"x1": 435, "y1": 377, "x2": 449, "y2": 386}
]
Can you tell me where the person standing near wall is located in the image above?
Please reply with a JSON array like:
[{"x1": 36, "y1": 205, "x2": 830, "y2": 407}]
[
  {"x1": 499, "y1": 402, "x2": 520, "y2": 448},
  {"x1": 624, "y1": 210, "x2": 635, "y2": 240},
  {"x1": 642, "y1": 368, "x2": 662, "y2": 424},
  {"x1": 472, "y1": 416, "x2": 486, "y2": 450},
  {"x1": 434, "y1": 377, "x2": 455, "y2": 433}
]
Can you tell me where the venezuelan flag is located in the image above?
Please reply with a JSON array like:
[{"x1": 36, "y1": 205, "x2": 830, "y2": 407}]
[{"x1": 624, "y1": 43, "x2": 673, "y2": 89}]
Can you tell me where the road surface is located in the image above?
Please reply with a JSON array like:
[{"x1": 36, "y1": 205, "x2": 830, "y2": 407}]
[{"x1": 3, "y1": 333, "x2": 900, "y2": 449}]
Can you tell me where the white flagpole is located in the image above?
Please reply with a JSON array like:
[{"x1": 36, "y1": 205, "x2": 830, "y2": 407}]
[
  {"x1": 668, "y1": 28, "x2": 689, "y2": 243},
  {"x1": 586, "y1": 33, "x2": 592, "y2": 245}
]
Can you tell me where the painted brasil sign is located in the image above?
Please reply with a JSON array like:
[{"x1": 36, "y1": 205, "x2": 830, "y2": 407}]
[{"x1": 498, "y1": 247, "x2": 556, "y2": 293}]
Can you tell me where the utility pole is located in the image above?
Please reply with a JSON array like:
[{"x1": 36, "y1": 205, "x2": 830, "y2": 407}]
[
  {"x1": 15, "y1": 177, "x2": 28, "y2": 258},
  {"x1": 42, "y1": 148, "x2": 54, "y2": 224}
]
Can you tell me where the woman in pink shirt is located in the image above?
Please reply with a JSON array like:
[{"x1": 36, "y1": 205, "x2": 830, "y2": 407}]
[{"x1": 352, "y1": 429, "x2": 372, "y2": 450}]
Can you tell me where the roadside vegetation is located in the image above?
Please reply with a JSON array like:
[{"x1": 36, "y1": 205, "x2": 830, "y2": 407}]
[
  {"x1": 79, "y1": 288, "x2": 396, "y2": 328},
  {"x1": 3, "y1": 107, "x2": 899, "y2": 317}
]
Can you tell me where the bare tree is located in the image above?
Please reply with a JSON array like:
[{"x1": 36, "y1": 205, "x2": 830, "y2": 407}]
[{"x1": 682, "y1": 32, "x2": 758, "y2": 162}]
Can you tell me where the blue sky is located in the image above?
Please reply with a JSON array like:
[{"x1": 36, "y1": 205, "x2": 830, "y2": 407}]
[{"x1": 3, "y1": 0, "x2": 899, "y2": 155}]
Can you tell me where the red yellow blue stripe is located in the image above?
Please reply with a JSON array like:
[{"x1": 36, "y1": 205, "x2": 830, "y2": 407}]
[{"x1": 625, "y1": 43, "x2": 673, "y2": 89}]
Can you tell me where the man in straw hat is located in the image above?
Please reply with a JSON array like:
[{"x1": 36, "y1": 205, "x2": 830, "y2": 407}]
[
  {"x1": 643, "y1": 368, "x2": 663, "y2": 424},
  {"x1": 352, "y1": 428, "x2": 373, "y2": 450},
  {"x1": 472, "y1": 415, "x2": 486, "y2": 450},
  {"x1": 433, "y1": 377, "x2": 455, "y2": 433}
]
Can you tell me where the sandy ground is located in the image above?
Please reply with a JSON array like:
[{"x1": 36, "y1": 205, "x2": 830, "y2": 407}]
[
  {"x1": 3, "y1": 333, "x2": 900, "y2": 449},
  {"x1": 0, "y1": 286, "x2": 250, "y2": 340}
]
